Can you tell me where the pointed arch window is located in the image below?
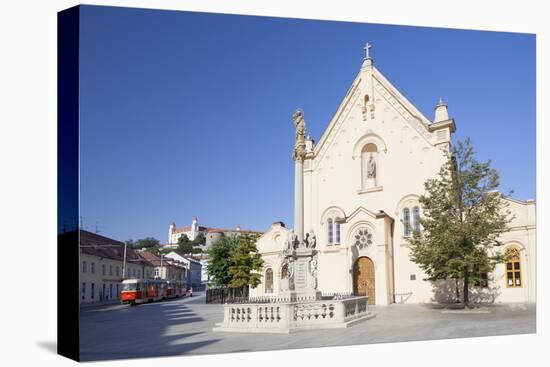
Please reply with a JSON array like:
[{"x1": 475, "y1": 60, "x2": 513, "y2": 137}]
[{"x1": 403, "y1": 208, "x2": 411, "y2": 237}]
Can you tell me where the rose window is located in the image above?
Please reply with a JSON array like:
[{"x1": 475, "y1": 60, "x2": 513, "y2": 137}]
[{"x1": 354, "y1": 228, "x2": 372, "y2": 249}]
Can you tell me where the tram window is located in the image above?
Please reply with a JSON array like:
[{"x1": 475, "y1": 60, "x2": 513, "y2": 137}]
[{"x1": 122, "y1": 283, "x2": 138, "y2": 291}]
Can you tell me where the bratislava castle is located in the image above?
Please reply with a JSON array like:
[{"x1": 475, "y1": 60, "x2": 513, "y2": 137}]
[{"x1": 250, "y1": 45, "x2": 536, "y2": 305}]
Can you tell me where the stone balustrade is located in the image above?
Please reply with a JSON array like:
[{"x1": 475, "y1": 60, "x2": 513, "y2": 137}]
[{"x1": 213, "y1": 296, "x2": 373, "y2": 333}]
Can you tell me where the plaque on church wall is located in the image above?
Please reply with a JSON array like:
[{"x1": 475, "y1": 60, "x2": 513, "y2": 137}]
[{"x1": 57, "y1": 3, "x2": 536, "y2": 363}]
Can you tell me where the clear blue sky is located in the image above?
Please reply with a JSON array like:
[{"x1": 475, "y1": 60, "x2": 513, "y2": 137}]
[{"x1": 79, "y1": 5, "x2": 536, "y2": 242}]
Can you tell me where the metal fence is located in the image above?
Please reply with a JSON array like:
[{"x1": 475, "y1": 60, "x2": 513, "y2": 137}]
[
  {"x1": 205, "y1": 287, "x2": 249, "y2": 304},
  {"x1": 205, "y1": 288, "x2": 356, "y2": 304}
]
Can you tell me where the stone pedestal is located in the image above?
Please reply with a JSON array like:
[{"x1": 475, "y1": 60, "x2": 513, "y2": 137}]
[
  {"x1": 365, "y1": 177, "x2": 376, "y2": 188},
  {"x1": 280, "y1": 246, "x2": 321, "y2": 301}
]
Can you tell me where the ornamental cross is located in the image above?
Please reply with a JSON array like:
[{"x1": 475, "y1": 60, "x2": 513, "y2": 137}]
[{"x1": 364, "y1": 42, "x2": 372, "y2": 60}]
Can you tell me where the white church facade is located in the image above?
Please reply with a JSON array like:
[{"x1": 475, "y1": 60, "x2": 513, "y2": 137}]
[{"x1": 250, "y1": 46, "x2": 536, "y2": 305}]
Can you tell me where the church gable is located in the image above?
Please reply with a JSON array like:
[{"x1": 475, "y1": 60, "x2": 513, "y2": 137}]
[
  {"x1": 310, "y1": 55, "x2": 454, "y2": 173},
  {"x1": 255, "y1": 222, "x2": 289, "y2": 254}
]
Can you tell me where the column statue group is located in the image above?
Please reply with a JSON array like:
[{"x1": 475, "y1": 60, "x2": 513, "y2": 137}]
[{"x1": 279, "y1": 109, "x2": 319, "y2": 294}]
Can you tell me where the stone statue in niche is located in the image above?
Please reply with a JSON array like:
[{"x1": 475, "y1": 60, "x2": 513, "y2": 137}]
[
  {"x1": 285, "y1": 230, "x2": 300, "y2": 251},
  {"x1": 287, "y1": 258, "x2": 295, "y2": 290},
  {"x1": 280, "y1": 261, "x2": 289, "y2": 291},
  {"x1": 280, "y1": 257, "x2": 296, "y2": 291},
  {"x1": 285, "y1": 230, "x2": 293, "y2": 251},
  {"x1": 367, "y1": 154, "x2": 376, "y2": 178},
  {"x1": 307, "y1": 229, "x2": 316, "y2": 249},
  {"x1": 309, "y1": 256, "x2": 318, "y2": 289}
]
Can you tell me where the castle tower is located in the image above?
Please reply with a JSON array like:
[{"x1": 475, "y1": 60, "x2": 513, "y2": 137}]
[
  {"x1": 190, "y1": 217, "x2": 199, "y2": 240},
  {"x1": 168, "y1": 222, "x2": 176, "y2": 244}
]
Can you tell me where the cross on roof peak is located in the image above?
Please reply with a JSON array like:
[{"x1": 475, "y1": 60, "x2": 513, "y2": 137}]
[{"x1": 364, "y1": 42, "x2": 372, "y2": 60}]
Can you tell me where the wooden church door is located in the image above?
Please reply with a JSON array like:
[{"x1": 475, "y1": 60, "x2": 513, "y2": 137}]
[{"x1": 353, "y1": 257, "x2": 376, "y2": 305}]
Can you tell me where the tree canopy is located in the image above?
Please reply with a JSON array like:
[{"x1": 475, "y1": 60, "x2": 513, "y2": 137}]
[
  {"x1": 408, "y1": 139, "x2": 513, "y2": 305},
  {"x1": 206, "y1": 236, "x2": 237, "y2": 287},
  {"x1": 175, "y1": 233, "x2": 204, "y2": 255},
  {"x1": 228, "y1": 233, "x2": 264, "y2": 289},
  {"x1": 206, "y1": 233, "x2": 263, "y2": 290},
  {"x1": 125, "y1": 237, "x2": 159, "y2": 249}
]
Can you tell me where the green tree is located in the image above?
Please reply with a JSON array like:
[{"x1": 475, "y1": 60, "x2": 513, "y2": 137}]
[
  {"x1": 192, "y1": 233, "x2": 206, "y2": 247},
  {"x1": 206, "y1": 236, "x2": 237, "y2": 287},
  {"x1": 176, "y1": 234, "x2": 203, "y2": 255},
  {"x1": 228, "y1": 233, "x2": 263, "y2": 292},
  {"x1": 408, "y1": 139, "x2": 512, "y2": 305},
  {"x1": 130, "y1": 237, "x2": 159, "y2": 249}
]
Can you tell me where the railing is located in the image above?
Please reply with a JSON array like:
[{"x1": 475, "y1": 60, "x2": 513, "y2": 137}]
[
  {"x1": 321, "y1": 291, "x2": 355, "y2": 300},
  {"x1": 206, "y1": 287, "x2": 249, "y2": 304},
  {"x1": 209, "y1": 288, "x2": 361, "y2": 305},
  {"x1": 217, "y1": 296, "x2": 370, "y2": 331}
]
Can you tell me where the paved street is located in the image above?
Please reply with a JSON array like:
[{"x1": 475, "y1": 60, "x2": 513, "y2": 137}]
[{"x1": 80, "y1": 293, "x2": 535, "y2": 361}]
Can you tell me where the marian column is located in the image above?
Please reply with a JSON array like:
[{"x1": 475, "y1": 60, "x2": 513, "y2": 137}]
[{"x1": 292, "y1": 110, "x2": 306, "y2": 244}]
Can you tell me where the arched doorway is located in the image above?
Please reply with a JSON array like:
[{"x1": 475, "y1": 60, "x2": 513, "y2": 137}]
[{"x1": 353, "y1": 257, "x2": 375, "y2": 305}]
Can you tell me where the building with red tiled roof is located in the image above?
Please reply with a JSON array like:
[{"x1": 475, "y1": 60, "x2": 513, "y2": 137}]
[
  {"x1": 165, "y1": 217, "x2": 263, "y2": 249},
  {"x1": 164, "y1": 218, "x2": 264, "y2": 287},
  {"x1": 78, "y1": 230, "x2": 154, "y2": 304},
  {"x1": 136, "y1": 251, "x2": 188, "y2": 284}
]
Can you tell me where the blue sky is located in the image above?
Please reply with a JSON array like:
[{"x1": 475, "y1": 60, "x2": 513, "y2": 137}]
[{"x1": 78, "y1": 5, "x2": 536, "y2": 242}]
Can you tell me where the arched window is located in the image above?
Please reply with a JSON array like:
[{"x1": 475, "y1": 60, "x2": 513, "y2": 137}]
[
  {"x1": 335, "y1": 222, "x2": 341, "y2": 244},
  {"x1": 403, "y1": 208, "x2": 411, "y2": 236},
  {"x1": 361, "y1": 143, "x2": 378, "y2": 188},
  {"x1": 413, "y1": 206, "x2": 420, "y2": 233},
  {"x1": 505, "y1": 247, "x2": 522, "y2": 288},
  {"x1": 327, "y1": 219, "x2": 334, "y2": 245},
  {"x1": 265, "y1": 268, "x2": 273, "y2": 294}
]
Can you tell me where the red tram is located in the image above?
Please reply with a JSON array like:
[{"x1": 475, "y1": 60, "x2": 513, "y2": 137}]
[{"x1": 120, "y1": 279, "x2": 187, "y2": 305}]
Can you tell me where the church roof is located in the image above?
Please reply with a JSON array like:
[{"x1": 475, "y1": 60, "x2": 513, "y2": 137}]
[{"x1": 313, "y1": 60, "x2": 440, "y2": 156}]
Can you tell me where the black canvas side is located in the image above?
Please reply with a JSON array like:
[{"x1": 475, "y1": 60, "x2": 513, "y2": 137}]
[{"x1": 57, "y1": 5, "x2": 80, "y2": 362}]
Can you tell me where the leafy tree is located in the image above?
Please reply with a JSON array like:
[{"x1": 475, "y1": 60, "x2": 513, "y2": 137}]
[
  {"x1": 408, "y1": 139, "x2": 512, "y2": 305},
  {"x1": 128, "y1": 237, "x2": 159, "y2": 249},
  {"x1": 176, "y1": 234, "x2": 203, "y2": 255},
  {"x1": 206, "y1": 236, "x2": 237, "y2": 287},
  {"x1": 228, "y1": 233, "x2": 263, "y2": 291},
  {"x1": 192, "y1": 233, "x2": 206, "y2": 247}
]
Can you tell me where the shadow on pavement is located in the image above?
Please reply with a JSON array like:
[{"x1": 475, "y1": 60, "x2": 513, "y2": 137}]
[{"x1": 80, "y1": 296, "x2": 221, "y2": 361}]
